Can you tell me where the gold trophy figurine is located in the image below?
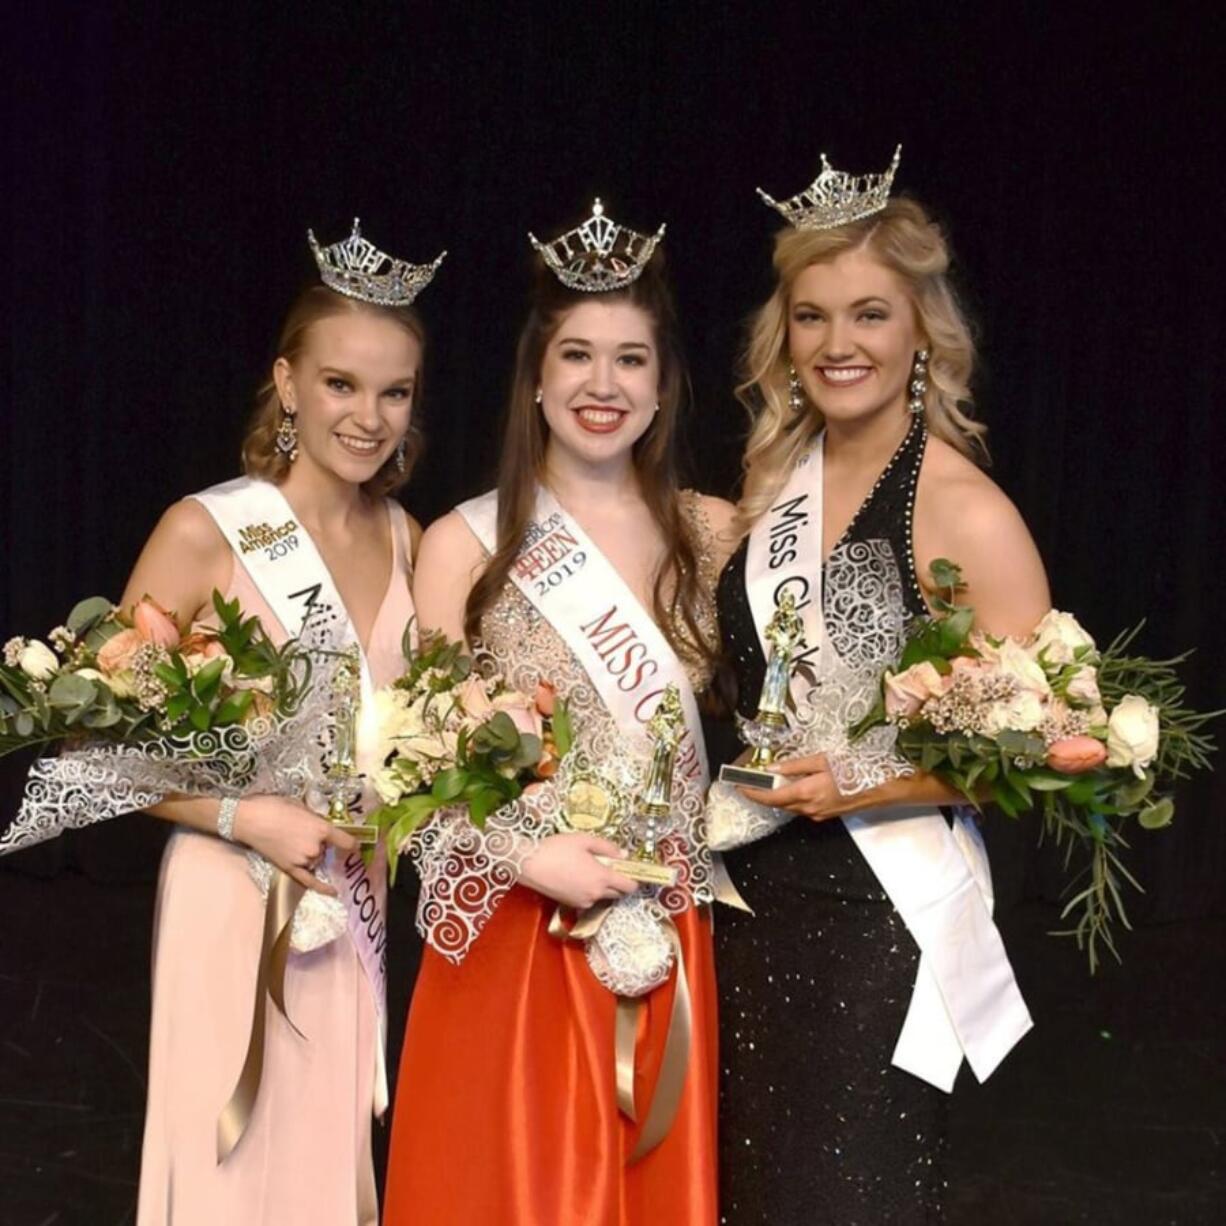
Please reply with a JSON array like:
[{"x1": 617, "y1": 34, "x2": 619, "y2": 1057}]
[
  {"x1": 593, "y1": 685, "x2": 683, "y2": 887},
  {"x1": 318, "y1": 649, "x2": 378, "y2": 845},
  {"x1": 719, "y1": 590, "x2": 807, "y2": 790}
]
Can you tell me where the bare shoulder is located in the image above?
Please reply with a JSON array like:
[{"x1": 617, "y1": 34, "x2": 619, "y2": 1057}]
[
  {"x1": 157, "y1": 498, "x2": 229, "y2": 554},
  {"x1": 917, "y1": 437, "x2": 1022, "y2": 538},
  {"x1": 914, "y1": 436, "x2": 1050, "y2": 637},
  {"x1": 416, "y1": 509, "x2": 486, "y2": 573},
  {"x1": 120, "y1": 498, "x2": 231, "y2": 620},
  {"x1": 412, "y1": 509, "x2": 486, "y2": 642}
]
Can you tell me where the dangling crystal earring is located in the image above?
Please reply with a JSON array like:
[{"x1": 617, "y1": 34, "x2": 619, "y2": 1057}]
[
  {"x1": 909, "y1": 349, "x2": 930, "y2": 416},
  {"x1": 275, "y1": 407, "x2": 299, "y2": 462},
  {"x1": 534, "y1": 387, "x2": 544, "y2": 405},
  {"x1": 788, "y1": 364, "x2": 806, "y2": 417},
  {"x1": 394, "y1": 437, "x2": 407, "y2": 473}
]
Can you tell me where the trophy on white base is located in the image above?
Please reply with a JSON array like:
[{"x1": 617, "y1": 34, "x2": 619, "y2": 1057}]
[
  {"x1": 590, "y1": 685, "x2": 684, "y2": 888},
  {"x1": 719, "y1": 591, "x2": 806, "y2": 791}
]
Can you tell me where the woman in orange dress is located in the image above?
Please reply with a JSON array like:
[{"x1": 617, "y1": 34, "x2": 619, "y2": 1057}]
[{"x1": 383, "y1": 203, "x2": 734, "y2": 1225}]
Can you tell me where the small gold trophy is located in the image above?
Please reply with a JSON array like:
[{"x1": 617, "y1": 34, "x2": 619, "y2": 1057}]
[
  {"x1": 318, "y1": 648, "x2": 378, "y2": 845},
  {"x1": 719, "y1": 591, "x2": 807, "y2": 790},
  {"x1": 592, "y1": 686, "x2": 683, "y2": 887}
]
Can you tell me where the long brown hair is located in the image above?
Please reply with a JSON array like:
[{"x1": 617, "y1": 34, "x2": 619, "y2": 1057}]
[
  {"x1": 464, "y1": 254, "x2": 717, "y2": 673},
  {"x1": 242, "y1": 284, "x2": 426, "y2": 497}
]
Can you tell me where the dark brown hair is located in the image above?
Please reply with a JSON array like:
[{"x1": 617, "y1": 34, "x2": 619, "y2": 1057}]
[
  {"x1": 464, "y1": 254, "x2": 717, "y2": 673},
  {"x1": 241, "y1": 285, "x2": 426, "y2": 497}
]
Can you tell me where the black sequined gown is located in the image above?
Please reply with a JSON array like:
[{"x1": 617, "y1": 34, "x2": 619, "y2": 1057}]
[{"x1": 714, "y1": 420, "x2": 947, "y2": 1224}]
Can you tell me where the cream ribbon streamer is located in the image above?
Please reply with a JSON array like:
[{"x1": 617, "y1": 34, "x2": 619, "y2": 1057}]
[
  {"x1": 549, "y1": 904, "x2": 693, "y2": 1163},
  {"x1": 217, "y1": 869, "x2": 304, "y2": 1163}
]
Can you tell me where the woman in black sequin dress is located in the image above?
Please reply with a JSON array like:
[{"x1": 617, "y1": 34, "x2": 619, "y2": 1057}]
[{"x1": 712, "y1": 163, "x2": 1051, "y2": 1224}]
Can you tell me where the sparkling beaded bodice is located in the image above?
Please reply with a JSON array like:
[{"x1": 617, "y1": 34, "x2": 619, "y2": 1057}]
[{"x1": 716, "y1": 420, "x2": 928, "y2": 794}]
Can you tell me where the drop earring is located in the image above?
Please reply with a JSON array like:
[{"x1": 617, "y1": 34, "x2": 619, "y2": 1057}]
[
  {"x1": 788, "y1": 364, "x2": 806, "y2": 417},
  {"x1": 395, "y1": 438, "x2": 407, "y2": 473},
  {"x1": 909, "y1": 349, "x2": 930, "y2": 416},
  {"x1": 534, "y1": 387, "x2": 544, "y2": 405},
  {"x1": 275, "y1": 405, "x2": 299, "y2": 463}
]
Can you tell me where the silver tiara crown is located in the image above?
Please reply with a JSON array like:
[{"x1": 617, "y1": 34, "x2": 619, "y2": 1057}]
[
  {"x1": 308, "y1": 218, "x2": 446, "y2": 306},
  {"x1": 529, "y1": 199, "x2": 666, "y2": 293},
  {"x1": 757, "y1": 145, "x2": 902, "y2": 231}
]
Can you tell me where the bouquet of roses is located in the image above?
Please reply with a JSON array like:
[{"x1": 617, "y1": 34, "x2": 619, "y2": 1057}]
[
  {"x1": 0, "y1": 591, "x2": 318, "y2": 857},
  {"x1": 366, "y1": 626, "x2": 572, "y2": 881},
  {"x1": 0, "y1": 592, "x2": 308, "y2": 755},
  {"x1": 853, "y1": 559, "x2": 1218, "y2": 969}
]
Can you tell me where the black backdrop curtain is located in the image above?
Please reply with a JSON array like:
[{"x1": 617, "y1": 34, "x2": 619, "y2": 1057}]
[{"x1": 3, "y1": 2, "x2": 1223, "y2": 931}]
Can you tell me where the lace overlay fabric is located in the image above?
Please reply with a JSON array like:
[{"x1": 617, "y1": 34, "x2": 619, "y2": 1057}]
[
  {"x1": 711, "y1": 426, "x2": 929, "y2": 850},
  {"x1": 412, "y1": 494, "x2": 720, "y2": 964}
]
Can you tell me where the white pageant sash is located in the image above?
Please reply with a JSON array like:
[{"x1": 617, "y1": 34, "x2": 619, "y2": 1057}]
[
  {"x1": 743, "y1": 442, "x2": 1032, "y2": 1091},
  {"x1": 193, "y1": 476, "x2": 391, "y2": 1113},
  {"x1": 457, "y1": 487, "x2": 708, "y2": 789}
]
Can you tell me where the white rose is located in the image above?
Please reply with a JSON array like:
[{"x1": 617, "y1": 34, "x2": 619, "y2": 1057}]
[
  {"x1": 19, "y1": 640, "x2": 59, "y2": 681},
  {"x1": 1032, "y1": 610, "x2": 1096, "y2": 666},
  {"x1": 980, "y1": 689, "x2": 1046, "y2": 737},
  {"x1": 373, "y1": 766, "x2": 408, "y2": 805},
  {"x1": 1105, "y1": 695, "x2": 1160, "y2": 778},
  {"x1": 1065, "y1": 665, "x2": 1101, "y2": 708},
  {"x1": 995, "y1": 637, "x2": 1052, "y2": 698}
]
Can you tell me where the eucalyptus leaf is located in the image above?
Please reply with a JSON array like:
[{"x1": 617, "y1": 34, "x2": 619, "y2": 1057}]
[
  {"x1": 66, "y1": 596, "x2": 115, "y2": 636},
  {"x1": 1137, "y1": 797, "x2": 1174, "y2": 830},
  {"x1": 48, "y1": 673, "x2": 97, "y2": 708}
]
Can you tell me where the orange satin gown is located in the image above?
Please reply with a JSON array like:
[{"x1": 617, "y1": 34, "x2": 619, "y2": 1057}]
[{"x1": 383, "y1": 885, "x2": 718, "y2": 1225}]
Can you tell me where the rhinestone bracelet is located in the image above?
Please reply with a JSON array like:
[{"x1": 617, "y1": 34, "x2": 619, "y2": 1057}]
[{"x1": 217, "y1": 796, "x2": 240, "y2": 843}]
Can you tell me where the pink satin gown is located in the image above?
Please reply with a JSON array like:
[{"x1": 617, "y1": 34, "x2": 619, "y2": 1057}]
[{"x1": 136, "y1": 501, "x2": 414, "y2": 1226}]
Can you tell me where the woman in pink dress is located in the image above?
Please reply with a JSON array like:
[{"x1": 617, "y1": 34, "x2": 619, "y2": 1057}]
[{"x1": 120, "y1": 223, "x2": 440, "y2": 1225}]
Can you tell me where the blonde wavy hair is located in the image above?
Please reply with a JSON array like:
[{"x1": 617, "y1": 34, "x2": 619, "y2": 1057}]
[
  {"x1": 242, "y1": 285, "x2": 426, "y2": 498},
  {"x1": 735, "y1": 197, "x2": 985, "y2": 533}
]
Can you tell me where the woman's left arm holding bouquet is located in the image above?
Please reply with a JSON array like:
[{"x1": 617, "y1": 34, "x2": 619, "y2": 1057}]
[{"x1": 742, "y1": 444, "x2": 1051, "y2": 820}]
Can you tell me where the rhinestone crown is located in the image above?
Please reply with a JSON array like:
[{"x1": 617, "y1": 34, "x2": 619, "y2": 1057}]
[
  {"x1": 757, "y1": 146, "x2": 902, "y2": 231},
  {"x1": 308, "y1": 218, "x2": 446, "y2": 306},
  {"x1": 529, "y1": 199, "x2": 665, "y2": 293}
]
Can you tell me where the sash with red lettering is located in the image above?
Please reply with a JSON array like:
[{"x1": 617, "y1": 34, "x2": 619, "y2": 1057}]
[{"x1": 456, "y1": 486, "x2": 708, "y2": 789}]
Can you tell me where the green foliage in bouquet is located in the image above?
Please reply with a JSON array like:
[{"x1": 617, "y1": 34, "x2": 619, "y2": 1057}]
[
  {"x1": 0, "y1": 592, "x2": 309, "y2": 757},
  {"x1": 853, "y1": 560, "x2": 1218, "y2": 971},
  {"x1": 370, "y1": 627, "x2": 572, "y2": 884}
]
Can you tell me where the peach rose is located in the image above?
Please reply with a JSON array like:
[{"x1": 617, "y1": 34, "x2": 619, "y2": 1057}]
[
  {"x1": 491, "y1": 690, "x2": 545, "y2": 740},
  {"x1": 133, "y1": 597, "x2": 180, "y2": 648},
  {"x1": 1046, "y1": 735, "x2": 1108, "y2": 774},
  {"x1": 534, "y1": 680, "x2": 557, "y2": 717},
  {"x1": 96, "y1": 627, "x2": 144, "y2": 676},
  {"x1": 179, "y1": 630, "x2": 228, "y2": 659},
  {"x1": 456, "y1": 675, "x2": 495, "y2": 722},
  {"x1": 883, "y1": 661, "x2": 949, "y2": 719}
]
